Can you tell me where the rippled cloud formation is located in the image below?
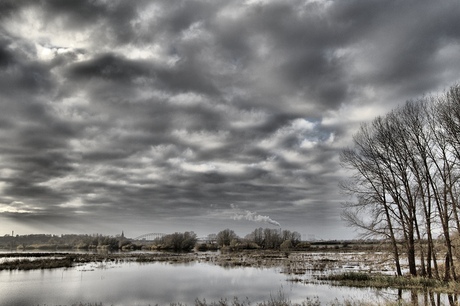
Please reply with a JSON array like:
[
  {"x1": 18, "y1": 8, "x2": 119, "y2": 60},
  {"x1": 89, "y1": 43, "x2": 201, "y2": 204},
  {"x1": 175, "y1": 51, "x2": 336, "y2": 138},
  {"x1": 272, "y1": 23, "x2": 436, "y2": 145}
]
[{"x1": 0, "y1": 0, "x2": 460, "y2": 238}]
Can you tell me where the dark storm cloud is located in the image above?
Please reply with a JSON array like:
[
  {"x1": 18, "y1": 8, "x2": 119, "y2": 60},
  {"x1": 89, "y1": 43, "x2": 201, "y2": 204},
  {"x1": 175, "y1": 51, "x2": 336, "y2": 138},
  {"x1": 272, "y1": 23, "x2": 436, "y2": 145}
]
[
  {"x1": 67, "y1": 53, "x2": 151, "y2": 82},
  {"x1": 0, "y1": 40, "x2": 15, "y2": 67},
  {"x1": 1, "y1": 0, "x2": 460, "y2": 238},
  {"x1": 330, "y1": 0, "x2": 460, "y2": 95},
  {"x1": 0, "y1": 0, "x2": 27, "y2": 20}
]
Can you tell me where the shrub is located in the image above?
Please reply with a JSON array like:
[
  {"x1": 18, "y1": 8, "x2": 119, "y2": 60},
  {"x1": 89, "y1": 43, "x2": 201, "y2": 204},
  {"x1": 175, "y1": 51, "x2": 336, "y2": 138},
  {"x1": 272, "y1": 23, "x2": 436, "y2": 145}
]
[{"x1": 280, "y1": 240, "x2": 293, "y2": 251}]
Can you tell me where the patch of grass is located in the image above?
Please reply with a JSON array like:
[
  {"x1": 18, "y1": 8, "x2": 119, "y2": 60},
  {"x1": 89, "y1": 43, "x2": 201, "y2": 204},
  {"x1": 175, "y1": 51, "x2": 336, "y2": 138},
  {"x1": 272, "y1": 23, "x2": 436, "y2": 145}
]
[
  {"x1": 192, "y1": 296, "x2": 358, "y2": 306},
  {"x1": 321, "y1": 272, "x2": 460, "y2": 294},
  {"x1": 0, "y1": 258, "x2": 73, "y2": 270},
  {"x1": 326, "y1": 272, "x2": 372, "y2": 282}
]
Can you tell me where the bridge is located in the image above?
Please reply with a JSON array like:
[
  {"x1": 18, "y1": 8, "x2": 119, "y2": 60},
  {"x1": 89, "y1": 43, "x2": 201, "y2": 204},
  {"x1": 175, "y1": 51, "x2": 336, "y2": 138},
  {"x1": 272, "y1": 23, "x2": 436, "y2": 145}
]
[{"x1": 133, "y1": 233, "x2": 166, "y2": 240}]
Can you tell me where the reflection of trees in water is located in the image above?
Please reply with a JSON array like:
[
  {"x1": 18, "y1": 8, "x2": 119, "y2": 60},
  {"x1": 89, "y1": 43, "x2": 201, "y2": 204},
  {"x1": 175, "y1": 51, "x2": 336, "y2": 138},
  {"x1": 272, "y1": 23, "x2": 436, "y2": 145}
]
[
  {"x1": 373, "y1": 288, "x2": 458, "y2": 306},
  {"x1": 415, "y1": 289, "x2": 459, "y2": 306},
  {"x1": 373, "y1": 288, "x2": 401, "y2": 303},
  {"x1": 406, "y1": 289, "x2": 456, "y2": 306}
]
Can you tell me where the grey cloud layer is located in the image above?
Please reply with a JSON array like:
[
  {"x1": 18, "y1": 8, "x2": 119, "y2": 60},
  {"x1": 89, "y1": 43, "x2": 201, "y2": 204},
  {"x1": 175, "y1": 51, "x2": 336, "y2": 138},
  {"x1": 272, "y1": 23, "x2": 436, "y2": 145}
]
[{"x1": 1, "y1": 0, "x2": 460, "y2": 237}]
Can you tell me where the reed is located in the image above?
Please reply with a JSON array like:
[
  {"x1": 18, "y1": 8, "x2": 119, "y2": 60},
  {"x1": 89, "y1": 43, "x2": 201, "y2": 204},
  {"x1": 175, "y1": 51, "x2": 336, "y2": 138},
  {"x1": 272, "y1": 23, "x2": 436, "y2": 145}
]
[{"x1": 67, "y1": 297, "x2": 413, "y2": 306}]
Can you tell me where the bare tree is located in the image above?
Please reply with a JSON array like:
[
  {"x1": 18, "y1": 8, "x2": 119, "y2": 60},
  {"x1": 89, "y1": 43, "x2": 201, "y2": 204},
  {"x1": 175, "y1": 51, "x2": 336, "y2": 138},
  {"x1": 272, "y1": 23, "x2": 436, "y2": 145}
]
[
  {"x1": 341, "y1": 121, "x2": 403, "y2": 276},
  {"x1": 341, "y1": 86, "x2": 460, "y2": 280},
  {"x1": 216, "y1": 229, "x2": 238, "y2": 247}
]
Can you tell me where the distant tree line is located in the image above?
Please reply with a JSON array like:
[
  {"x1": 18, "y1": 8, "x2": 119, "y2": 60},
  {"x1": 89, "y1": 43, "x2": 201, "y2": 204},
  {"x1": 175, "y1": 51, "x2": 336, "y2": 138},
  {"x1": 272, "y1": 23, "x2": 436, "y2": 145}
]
[
  {"x1": 0, "y1": 233, "x2": 126, "y2": 250},
  {"x1": 0, "y1": 228, "x2": 306, "y2": 253},
  {"x1": 151, "y1": 232, "x2": 198, "y2": 251},
  {"x1": 149, "y1": 228, "x2": 304, "y2": 252},
  {"x1": 341, "y1": 85, "x2": 460, "y2": 281},
  {"x1": 204, "y1": 227, "x2": 303, "y2": 251}
]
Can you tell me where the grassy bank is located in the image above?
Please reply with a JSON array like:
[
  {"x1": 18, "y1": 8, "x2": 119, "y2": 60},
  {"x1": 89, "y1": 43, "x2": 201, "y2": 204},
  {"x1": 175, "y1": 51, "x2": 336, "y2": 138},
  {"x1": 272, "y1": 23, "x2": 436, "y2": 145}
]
[
  {"x1": 322, "y1": 272, "x2": 460, "y2": 294},
  {"x1": 0, "y1": 252, "x2": 203, "y2": 270},
  {"x1": 0, "y1": 257, "x2": 74, "y2": 270}
]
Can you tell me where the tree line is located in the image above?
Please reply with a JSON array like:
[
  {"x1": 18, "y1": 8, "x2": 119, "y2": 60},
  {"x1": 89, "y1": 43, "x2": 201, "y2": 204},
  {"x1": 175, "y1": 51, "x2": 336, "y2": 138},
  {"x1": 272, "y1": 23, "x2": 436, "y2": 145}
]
[
  {"x1": 150, "y1": 228, "x2": 303, "y2": 252},
  {"x1": 341, "y1": 85, "x2": 460, "y2": 281},
  {"x1": 208, "y1": 227, "x2": 303, "y2": 251},
  {"x1": 0, "y1": 233, "x2": 126, "y2": 250},
  {"x1": 0, "y1": 228, "x2": 304, "y2": 252}
]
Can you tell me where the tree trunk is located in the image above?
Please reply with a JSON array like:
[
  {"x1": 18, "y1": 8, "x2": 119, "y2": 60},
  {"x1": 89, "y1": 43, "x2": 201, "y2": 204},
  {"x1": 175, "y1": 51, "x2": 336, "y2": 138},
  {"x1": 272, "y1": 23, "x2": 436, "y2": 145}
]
[{"x1": 383, "y1": 202, "x2": 402, "y2": 276}]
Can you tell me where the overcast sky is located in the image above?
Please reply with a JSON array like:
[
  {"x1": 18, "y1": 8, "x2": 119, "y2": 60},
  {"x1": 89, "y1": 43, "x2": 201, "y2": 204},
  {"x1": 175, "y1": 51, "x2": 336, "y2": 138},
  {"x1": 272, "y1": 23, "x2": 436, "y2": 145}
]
[{"x1": 1, "y1": 0, "x2": 460, "y2": 239}]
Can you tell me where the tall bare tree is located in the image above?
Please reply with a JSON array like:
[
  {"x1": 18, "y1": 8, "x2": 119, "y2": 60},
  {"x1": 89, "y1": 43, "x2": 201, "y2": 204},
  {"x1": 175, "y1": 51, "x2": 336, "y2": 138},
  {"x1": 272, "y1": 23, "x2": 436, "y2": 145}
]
[{"x1": 341, "y1": 85, "x2": 460, "y2": 280}]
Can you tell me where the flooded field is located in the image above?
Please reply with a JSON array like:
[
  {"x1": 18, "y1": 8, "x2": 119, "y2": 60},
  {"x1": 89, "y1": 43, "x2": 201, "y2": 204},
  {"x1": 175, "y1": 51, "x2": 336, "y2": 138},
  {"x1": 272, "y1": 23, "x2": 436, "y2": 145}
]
[
  {"x1": 0, "y1": 250, "x2": 457, "y2": 305},
  {"x1": 0, "y1": 260, "x2": 380, "y2": 305}
]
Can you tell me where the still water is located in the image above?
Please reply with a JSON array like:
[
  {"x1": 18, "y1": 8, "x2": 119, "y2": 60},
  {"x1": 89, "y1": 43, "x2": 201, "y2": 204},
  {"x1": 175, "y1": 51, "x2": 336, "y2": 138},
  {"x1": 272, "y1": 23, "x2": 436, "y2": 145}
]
[{"x1": 0, "y1": 260, "x2": 400, "y2": 306}]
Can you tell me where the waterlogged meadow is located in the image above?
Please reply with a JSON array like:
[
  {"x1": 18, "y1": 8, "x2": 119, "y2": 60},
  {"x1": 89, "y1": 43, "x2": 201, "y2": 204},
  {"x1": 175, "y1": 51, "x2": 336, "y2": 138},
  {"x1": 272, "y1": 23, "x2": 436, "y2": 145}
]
[
  {"x1": 0, "y1": 260, "x2": 381, "y2": 306},
  {"x1": 0, "y1": 250, "x2": 459, "y2": 305}
]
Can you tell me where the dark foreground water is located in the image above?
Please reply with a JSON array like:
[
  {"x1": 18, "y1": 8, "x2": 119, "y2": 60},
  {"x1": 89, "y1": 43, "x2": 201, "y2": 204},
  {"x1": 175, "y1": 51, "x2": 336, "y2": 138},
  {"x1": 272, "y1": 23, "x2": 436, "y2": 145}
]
[{"x1": 0, "y1": 260, "x2": 392, "y2": 306}]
